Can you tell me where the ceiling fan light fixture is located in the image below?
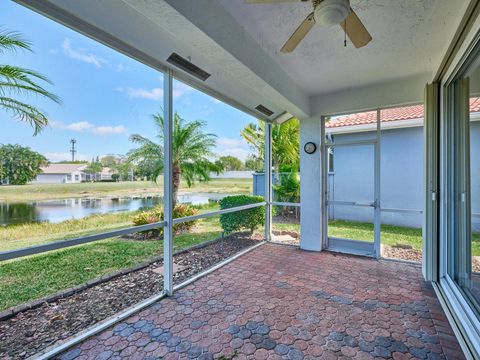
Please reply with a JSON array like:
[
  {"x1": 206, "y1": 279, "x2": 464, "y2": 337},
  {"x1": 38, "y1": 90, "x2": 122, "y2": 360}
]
[{"x1": 314, "y1": 0, "x2": 350, "y2": 26}]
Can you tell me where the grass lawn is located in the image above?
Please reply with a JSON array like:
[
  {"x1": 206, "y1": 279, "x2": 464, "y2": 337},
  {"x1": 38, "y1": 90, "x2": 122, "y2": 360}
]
[
  {"x1": 276, "y1": 220, "x2": 422, "y2": 249},
  {"x1": 0, "y1": 215, "x2": 223, "y2": 311},
  {"x1": 0, "y1": 212, "x2": 134, "y2": 252},
  {"x1": 0, "y1": 202, "x2": 221, "y2": 252},
  {"x1": 0, "y1": 178, "x2": 252, "y2": 202}
]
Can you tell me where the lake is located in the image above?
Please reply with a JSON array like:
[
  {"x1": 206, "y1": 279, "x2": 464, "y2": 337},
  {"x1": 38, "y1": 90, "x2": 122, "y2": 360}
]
[{"x1": 0, "y1": 193, "x2": 225, "y2": 226}]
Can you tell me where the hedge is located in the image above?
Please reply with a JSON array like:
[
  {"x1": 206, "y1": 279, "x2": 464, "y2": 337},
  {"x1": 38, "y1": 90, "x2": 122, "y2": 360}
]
[{"x1": 219, "y1": 195, "x2": 265, "y2": 234}]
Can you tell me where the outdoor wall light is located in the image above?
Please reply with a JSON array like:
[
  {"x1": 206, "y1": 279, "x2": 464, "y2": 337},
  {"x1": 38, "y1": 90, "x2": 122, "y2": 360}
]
[{"x1": 304, "y1": 142, "x2": 317, "y2": 154}]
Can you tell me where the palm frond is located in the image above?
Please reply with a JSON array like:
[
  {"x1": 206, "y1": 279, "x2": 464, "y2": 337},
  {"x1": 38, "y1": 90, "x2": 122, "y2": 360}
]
[
  {"x1": 0, "y1": 30, "x2": 61, "y2": 134},
  {"x1": 0, "y1": 30, "x2": 31, "y2": 54},
  {"x1": 0, "y1": 97, "x2": 48, "y2": 135},
  {"x1": 0, "y1": 81, "x2": 60, "y2": 104}
]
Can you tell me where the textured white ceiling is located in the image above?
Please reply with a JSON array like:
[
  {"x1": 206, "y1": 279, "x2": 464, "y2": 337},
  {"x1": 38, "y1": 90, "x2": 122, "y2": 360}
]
[
  {"x1": 218, "y1": 0, "x2": 468, "y2": 95},
  {"x1": 19, "y1": 0, "x2": 470, "y2": 118}
]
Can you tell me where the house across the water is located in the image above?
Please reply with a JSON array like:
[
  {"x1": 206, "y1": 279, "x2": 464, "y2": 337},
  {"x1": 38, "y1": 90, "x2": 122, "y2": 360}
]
[{"x1": 34, "y1": 164, "x2": 113, "y2": 184}]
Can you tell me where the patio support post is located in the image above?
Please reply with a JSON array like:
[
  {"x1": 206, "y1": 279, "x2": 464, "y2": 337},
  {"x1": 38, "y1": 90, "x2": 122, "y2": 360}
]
[
  {"x1": 423, "y1": 82, "x2": 439, "y2": 281},
  {"x1": 163, "y1": 69, "x2": 174, "y2": 296},
  {"x1": 374, "y1": 109, "x2": 381, "y2": 258},
  {"x1": 265, "y1": 122, "x2": 273, "y2": 241},
  {"x1": 300, "y1": 117, "x2": 323, "y2": 251}
]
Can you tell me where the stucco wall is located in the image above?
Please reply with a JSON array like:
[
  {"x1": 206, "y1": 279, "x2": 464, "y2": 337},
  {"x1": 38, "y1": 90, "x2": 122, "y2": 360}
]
[
  {"x1": 329, "y1": 126, "x2": 424, "y2": 228},
  {"x1": 299, "y1": 117, "x2": 322, "y2": 251},
  {"x1": 35, "y1": 174, "x2": 67, "y2": 184}
]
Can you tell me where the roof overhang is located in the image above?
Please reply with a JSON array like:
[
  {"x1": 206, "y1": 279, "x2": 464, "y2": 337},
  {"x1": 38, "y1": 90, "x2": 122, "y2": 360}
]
[
  {"x1": 15, "y1": 0, "x2": 471, "y2": 120},
  {"x1": 15, "y1": 0, "x2": 310, "y2": 121}
]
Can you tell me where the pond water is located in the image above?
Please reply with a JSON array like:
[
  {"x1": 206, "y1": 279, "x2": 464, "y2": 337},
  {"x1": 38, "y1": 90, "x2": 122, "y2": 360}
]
[{"x1": 0, "y1": 193, "x2": 225, "y2": 226}]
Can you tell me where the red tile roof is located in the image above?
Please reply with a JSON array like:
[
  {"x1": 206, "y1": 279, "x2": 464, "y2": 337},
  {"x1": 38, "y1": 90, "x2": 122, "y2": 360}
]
[{"x1": 326, "y1": 97, "x2": 480, "y2": 128}]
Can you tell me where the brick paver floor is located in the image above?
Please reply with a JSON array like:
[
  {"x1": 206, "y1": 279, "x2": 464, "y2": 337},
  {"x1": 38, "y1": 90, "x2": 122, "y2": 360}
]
[{"x1": 58, "y1": 244, "x2": 465, "y2": 359}]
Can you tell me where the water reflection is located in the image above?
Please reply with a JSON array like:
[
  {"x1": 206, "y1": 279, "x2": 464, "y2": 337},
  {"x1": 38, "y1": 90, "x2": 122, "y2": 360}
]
[{"x1": 0, "y1": 193, "x2": 224, "y2": 225}]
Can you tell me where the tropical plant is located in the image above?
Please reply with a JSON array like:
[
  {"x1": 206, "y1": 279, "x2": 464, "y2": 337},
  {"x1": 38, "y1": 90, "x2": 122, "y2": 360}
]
[
  {"x1": 132, "y1": 204, "x2": 198, "y2": 239},
  {"x1": 274, "y1": 168, "x2": 300, "y2": 203},
  {"x1": 274, "y1": 167, "x2": 301, "y2": 218},
  {"x1": 129, "y1": 112, "x2": 219, "y2": 205},
  {"x1": 0, "y1": 143, "x2": 48, "y2": 185},
  {"x1": 241, "y1": 118, "x2": 299, "y2": 176},
  {"x1": 0, "y1": 29, "x2": 60, "y2": 135}
]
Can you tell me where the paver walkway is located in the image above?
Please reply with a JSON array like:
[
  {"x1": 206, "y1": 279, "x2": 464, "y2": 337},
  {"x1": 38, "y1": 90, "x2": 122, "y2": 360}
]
[{"x1": 57, "y1": 244, "x2": 465, "y2": 359}]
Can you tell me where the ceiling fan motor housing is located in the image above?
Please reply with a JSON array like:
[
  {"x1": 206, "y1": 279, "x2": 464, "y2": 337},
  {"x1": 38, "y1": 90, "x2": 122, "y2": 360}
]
[{"x1": 313, "y1": 0, "x2": 350, "y2": 26}]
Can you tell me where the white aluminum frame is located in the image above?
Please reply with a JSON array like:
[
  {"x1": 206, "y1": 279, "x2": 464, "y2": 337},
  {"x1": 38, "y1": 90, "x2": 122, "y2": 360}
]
[
  {"x1": 323, "y1": 108, "x2": 427, "y2": 258},
  {"x1": 374, "y1": 109, "x2": 382, "y2": 257},
  {"x1": 163, "y1": 69, "x2": 174, "y2": 296},
  {"x1": 0, "y1": 220, "x2": 166, "y2": 261},
  {"x1": 324, "y1": 122, "x2": 380, "y2": 257},
  {"x1": 172, "y1": 202, "x2": 266, "y2": 225},
  {"x1": 265, "y1": 122, "x2": 273, "y2": 241},
  {"x1": 436, "y1": 14, "x2": 480, "y2": 357}
]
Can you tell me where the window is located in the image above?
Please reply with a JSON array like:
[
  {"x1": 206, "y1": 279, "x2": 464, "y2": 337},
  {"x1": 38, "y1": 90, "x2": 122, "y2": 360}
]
[
  {"x1": 327, "y1": 147, "x2": 334, "y2": 174},
  {"x1": 75, "y1": 174, "x2": 79, "y2": 181},
  {"x1": 66, "y1": 175, "x2": 72, "y2": 181}
]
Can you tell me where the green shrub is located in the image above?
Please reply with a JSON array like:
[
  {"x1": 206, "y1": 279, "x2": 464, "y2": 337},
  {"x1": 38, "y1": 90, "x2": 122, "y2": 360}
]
[
  {"x1": 132, "y1": 204, "x2": 198, "y2": 239},
  {"x1": 274, "y1": 169, "x2": 300, "y2": 219},
  {"x1": 219, "y1": 195, "x2": 264, "y2": 234}
]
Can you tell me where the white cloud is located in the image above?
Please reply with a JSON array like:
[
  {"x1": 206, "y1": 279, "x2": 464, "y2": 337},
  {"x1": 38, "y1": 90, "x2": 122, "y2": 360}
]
[
  {"x1": 61, "y1": 38, "x2": 107, "y2": 67},
  {"x1": 51, "y1": 120, "x2": 128, "y2": 136},
  {"x1": 115, "y1": 64, "x2": 126, "y2": 72},
  {"x1": 120, "y1": 82, "x2": 192, "y2": 101},
  {"x1": 45, "y1": 152, "x2": 89, "y2": 162},
  {"x1": 126, "y1": 87, "x2": 164, "y2": 100},
  {"x1": 215, "y1": 137, "x2": 253, "y2": 161},
  {"x1": 65, "y1": 121, "x2": 94, "y2": 132},
  {"x1": 217, "y1": 137, "x2": 248, "y2": 148},
  {"x1": 212, "y1": 98, "x2": 222, "y2": 104},
  {"x1": 92, "y1": 125, "x2": 128, "y2": 136}
]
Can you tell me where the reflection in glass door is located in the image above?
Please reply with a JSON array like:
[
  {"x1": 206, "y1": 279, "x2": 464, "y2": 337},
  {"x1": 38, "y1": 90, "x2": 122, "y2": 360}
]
[{"x1": 447, "y1": 62, "x2": 480, "y2": 319}]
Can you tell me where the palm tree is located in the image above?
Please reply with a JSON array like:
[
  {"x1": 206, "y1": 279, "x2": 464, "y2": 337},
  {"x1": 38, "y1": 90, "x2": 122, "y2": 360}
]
[
  {"x1": 241, "y1": 119, "x2": 300, "y2": 176},
  {"x1": 129, "y1": 112, "x2": 218, "y2": 206},
  {"x1": 0, "y1": 29, "x2": 60, "y2": 135}
]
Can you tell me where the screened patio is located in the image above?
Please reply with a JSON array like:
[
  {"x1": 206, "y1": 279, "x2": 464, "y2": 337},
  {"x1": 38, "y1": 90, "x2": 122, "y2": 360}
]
[{"x1": 2, "y1": 0, "x2": 480, "y2": 358}]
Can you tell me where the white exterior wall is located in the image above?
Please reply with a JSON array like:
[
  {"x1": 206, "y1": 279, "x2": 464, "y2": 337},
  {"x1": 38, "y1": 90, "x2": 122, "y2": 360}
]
[
  {"x1": 299, "y1": 117, "x2": 323, "y2": 251},
  {"x1": 328, "y1": 126, "x2": 424, "y2": 228},
  {"x1": 34, "y1": 171, "x2": 83, "y2": 184},
  {"x1": 35, "y1": 174, "x2": 67, "y2": 184},
  {"x1": 210, "y1": 171, "x2": 253, "y2": 179}
]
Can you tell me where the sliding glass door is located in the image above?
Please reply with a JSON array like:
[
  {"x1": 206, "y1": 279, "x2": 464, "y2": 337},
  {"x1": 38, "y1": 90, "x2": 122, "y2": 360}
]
[{"x1": 441, "y1": 39, "x2": 480, "y2": 352}]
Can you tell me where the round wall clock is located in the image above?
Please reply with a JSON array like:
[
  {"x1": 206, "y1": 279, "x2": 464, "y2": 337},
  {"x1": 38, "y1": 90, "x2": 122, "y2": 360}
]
[{"x1": 304, "y1": 142, "x2": 316, "y2": 154}]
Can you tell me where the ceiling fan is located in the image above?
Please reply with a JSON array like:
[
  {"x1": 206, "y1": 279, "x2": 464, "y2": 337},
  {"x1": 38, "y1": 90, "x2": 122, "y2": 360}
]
[{"x1": 245, "y1": 0, "x2": 372, "y2": 53}]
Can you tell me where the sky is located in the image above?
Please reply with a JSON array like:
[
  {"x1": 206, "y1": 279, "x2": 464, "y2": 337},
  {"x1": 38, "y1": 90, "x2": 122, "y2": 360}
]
[{"x1": 0, "y1": 1, "x2": 256, "y2": 162}]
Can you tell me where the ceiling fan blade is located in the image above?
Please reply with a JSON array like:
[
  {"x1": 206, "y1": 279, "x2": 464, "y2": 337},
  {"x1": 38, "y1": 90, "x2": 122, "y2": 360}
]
[
  {"x1": 340, "y1": 9, "x2": 372, "y2": 48},
  {"x1": 280, "y1": 12, "x2": 315, "y2": 53}
]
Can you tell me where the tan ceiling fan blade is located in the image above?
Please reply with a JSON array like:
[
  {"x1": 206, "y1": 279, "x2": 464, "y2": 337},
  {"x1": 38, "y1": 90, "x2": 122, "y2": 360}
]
[
  {"x1": 340, "y1": 9, "x2": 372, "y2": 48},
  {"x1": 280, "y1": 13, "x2": 315, "y2": 53}
]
